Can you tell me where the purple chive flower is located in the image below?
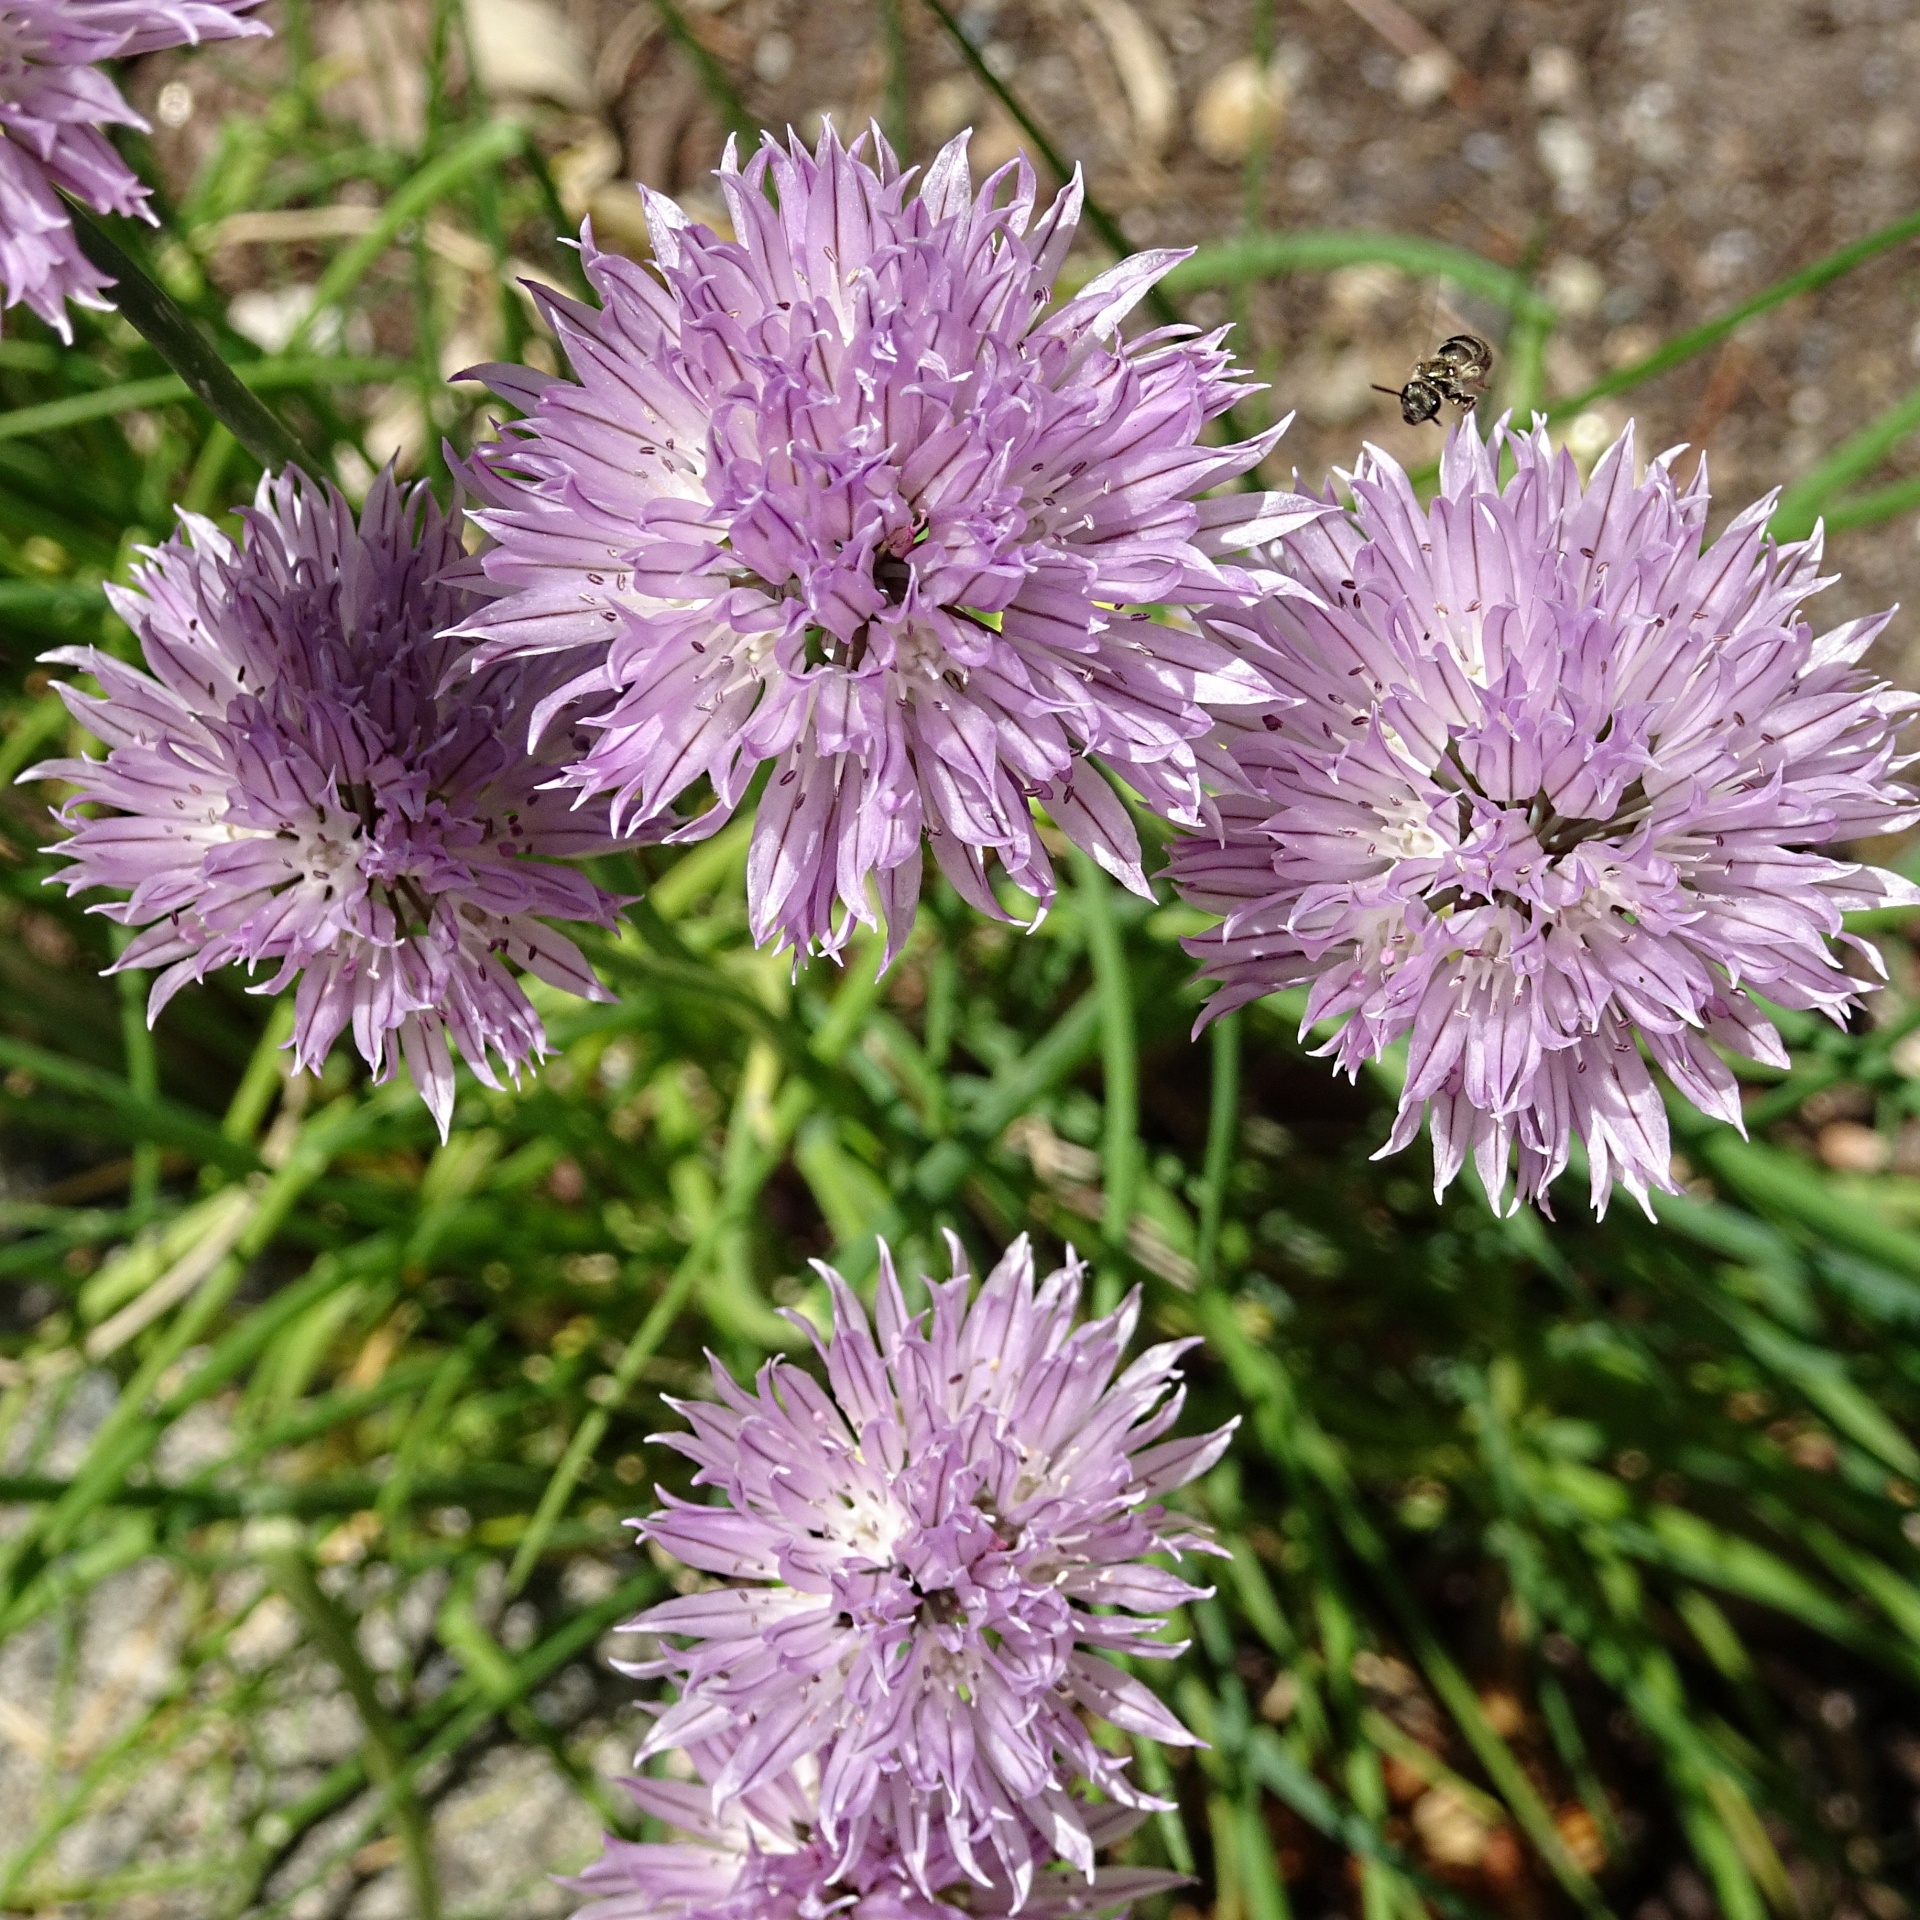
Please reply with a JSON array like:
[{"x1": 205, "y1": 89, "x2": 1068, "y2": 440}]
[
  {"x1": 31, "y1": 469, "x2": 622, "y2": 1135},
  {"x1": 0, "y1": 1, "x2": 267, "y2": 338},
  {"x1": 563, "y1": 1736, "x2": 1185, "y2": 1920},
  {"x1": 459, "y1": 123, "x2": 1322, "y2": 961},
  {"x1": 1171, "y1": 417, "x2": 1920, "y2": 1215},
  {"x1": 627, "y1": 1235, "x2": 1233, "y2": 1899}
]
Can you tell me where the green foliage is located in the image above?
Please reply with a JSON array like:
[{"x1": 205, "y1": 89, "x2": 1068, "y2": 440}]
[{"x1": 5, "y1": 7, "x2": 1920, "y2": 1918}]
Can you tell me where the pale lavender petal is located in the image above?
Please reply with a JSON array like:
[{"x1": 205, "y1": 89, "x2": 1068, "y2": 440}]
[
  {"x1": 625, "y1": 1232, "x2": 1218, "y2": 1896},
  {"x1": 459, "y1": 123, "x2": 1286, "y2": 961},
  {"x1": 0, "y1": 1, "x2": 268, "y2": 339},
  {"x1": 560, "y1": 1732, "x2": 1180, "y2": 1919},
  {"x1": 33, "y1": 469, "x2": 623, "y2": 1137},
  {"x1": 1170, "y1": 413, "x2": 1920, "y2": 1215}
]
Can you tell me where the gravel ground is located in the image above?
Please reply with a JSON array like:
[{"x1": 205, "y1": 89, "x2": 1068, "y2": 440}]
[{"x1": 1, "y1": 1371, "x2": 619, "y2": 1918}]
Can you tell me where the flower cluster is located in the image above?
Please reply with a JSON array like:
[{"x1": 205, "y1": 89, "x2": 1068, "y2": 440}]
[
  {"x1": 24, "y1": 27, "x2": 1920, "y2": 1910},
  {"x1": 33, "y1": 469, "x2": 622, "y2": 1134},
  {"x1": 459, "y1": 124, "x2": 1320, "y2": 962},
  {"x1": 0, "y1": 0, "x2": 267, "y2": 337},
  {"x1": 1170, "y1": 418, "x2": 1920, "y2": 1213},
  {"x1": 585, "y1": 1237, "x2": 1231, "y2": 1917}
]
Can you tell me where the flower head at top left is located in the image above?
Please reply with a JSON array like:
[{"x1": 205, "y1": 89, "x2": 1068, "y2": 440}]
[{"x1": 30, "y1": 467, "x2": 626, "y2": 1137}]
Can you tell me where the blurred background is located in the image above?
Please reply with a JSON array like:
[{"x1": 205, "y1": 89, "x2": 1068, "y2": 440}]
[{"x1": 9, "y1": 5, "x2": 1920, "y2": 1920}]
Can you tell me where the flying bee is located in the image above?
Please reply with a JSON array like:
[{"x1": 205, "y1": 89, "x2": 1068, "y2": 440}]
[{"x1": 1374, "y1": 333, "x2": 1496, "y2": 426}]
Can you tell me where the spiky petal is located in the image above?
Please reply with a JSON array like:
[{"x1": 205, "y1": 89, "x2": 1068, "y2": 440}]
[
  {"x1": 0, "y1": 1, "x2": 268, "y2": 337},
  {"x1": 31, "y1": 469, "x2": 622, "y2": 1136},
  {"x1": 459, "y1": 123, "x2": 1323, "y2": 962},
  {"x1": 562, "y1": 1737, "x2": 1186, "y2": 1920},
  {"x1": 625, "y1": 1234, "x2": 1234, "y2": 1898},
  {"x1": 1171, "y1": 416, "x2": 1920, "y2": 1216}
]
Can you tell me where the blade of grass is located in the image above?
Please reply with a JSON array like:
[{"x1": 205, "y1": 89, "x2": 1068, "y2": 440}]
[
  {"x1": 1550, "y1": 201, "x2": 1920, "y2": 419},
  {"x1": 1242, "y1": 0, "x2": 1276, "y2": 228},
  {"x1": 1200, "y1": 1293, "x2": 1618, "y2": 1919},
  {"x1": 0, "y1": 688, "x2": 90, "y2": 791},
  {"x1": 1769, "y1": 373, "x2": 1920, "y2": 540},
  {"x1": 1126, "y1": 1735, "x2": 1197, "y2": 1877},
  {"x1": 1694, "y1": 1133, "x2": 1920, "y2": 1281},
  {"x1": 273, "y1": 1567, "x2": 661, "y2": 1913},
  {"x1": 1500, "y1": 282, "x2": 1555, "y2": 414},
  {"x1": 913, "y1": 990, "x2": 1101, "y2": 1200},
  {"x1": 0, "y1": 1465, "x2": 546, "y2": 1521},
  {"x1": 180, "y1": 422, "x2": 239, "y2": 513},
  {"x1": 1237, "y1": 1783, "x2": 1293, "y2": 1920},
  {"x1": 1627, "y1": 1506, "x2": 1896, "y2": 1666},
  {"x1": 109, "y1": 930, "x2": 158, "y2": 1224},
  {"x1": 518, "y1": 142, "x2": 596, "y2": 299},
  {"x1": 0, "y1": 1211, "x2": 135, "y2": 1284},
  {"x1": 62, "y1": 203, "x2": 315, "y2": 468},
  {"x1": 435, "y1": 1574, "x2": 632, "y2": 1830},
  {"x1": 876, "y1": 0, "x2": 912, "y2": 158},
  {"x1": 1814, "y1": 466, "x2": 1920, "y2": 533},
  {"x1": 648, "y1": 0, "x2": 755, "y2": 143},
  {"x1": 222, "y1": 1000, "x2": 298, "y2": 1145},
  {"x1": 1074, "y1": 852, "x2": 1139, "y2": 1301},
  {"x1": 1198, "y1": 1010, "x2": 1241, "y2": 1286},
  {"x1": 0, "y1": 358, "x2": 405, "y2": 444},
  {"x1": 260, "y1": 1537, "x2": 440, "y2": 1920},
  {"x1": 0, "y1": 1636, "x2": 249, "y2": 1906},
  {"x1": 1160, "y1": 229, "x2": 1555, "y2": 324},
  {"x1": 1243, "y1": 1728, "x2": 1500, "y2": 1920},
  {"x1": 504, "y1": 1070, "x2": 812, "y2": 1593},
  {"x1": 917, "y1": 0, "x2": 1166, "y2": 319},
  {"x1": 1715, "y1": 1299, "x2": 1920, "y2": 1480},
  {"x1": 217, "y1": 1568, "x2": 661, "y2": 1918},
  {"x1": 0, "y1": 1092, "x2": 402, "y2": 1605},
  {"x1": 0, "y1": 1034, "x2": 261, "y2": 1177},
  {"x1": 284, "y1": 118, "x2": 525, "y2": 356}
]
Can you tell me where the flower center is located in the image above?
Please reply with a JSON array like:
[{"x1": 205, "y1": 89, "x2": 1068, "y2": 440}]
[
  {"x1": 916, "y1": 1585, "x2": 966, "y2": 1628},
  {"x1": 1526, "y1": 778, "x2": 1650, "y2": 856},
  {"x1": 1415, "y1": 736, "x2": 1657, "y2": 927},
  {"x1": 1433, "y1": 738, "x2": 1653, "y2": 861},
  {"x1": 830, "y1": 1478, "x2": 1017, "y2": 1651},
  {"x1": 873, "y1": 547, "x2": 912, "y2": 606}
]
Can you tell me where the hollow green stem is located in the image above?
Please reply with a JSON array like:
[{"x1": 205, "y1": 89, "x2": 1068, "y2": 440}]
[
  {"x1": 1073, "y1": 852, "x2": 1139, "y2": 1305},
  {"x1": 263, "y1": 1543, "x2": 441, "y2": 1920},
  {"x1": 877, "y1": 0, "x2": 912, "y2": 158},
  {"x1": 1198, "y1": 1010, "x2": 1241, "y2": 1288},
  {"x1": 110, "y1": 929, "x2": 160, "y2": 1224}
]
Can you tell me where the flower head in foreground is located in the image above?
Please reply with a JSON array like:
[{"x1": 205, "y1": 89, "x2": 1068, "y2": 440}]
[
  {"x1": 563, "y1": 1738, "x2": 1185, "y2": 1920},
  {"x1": 629, "y1": 1235, "x2": 1233, "y2": 1897},
  {"x1": 0, "y1": 1, "x2": 267, "y2": 337},
  {"x1": 460, "y1": 123, "x2": 1323, "y2": 961},
  {"x1": 1171, "y1": 417, "x2": 1920, "y2": 1215},
  {"x1": 32, "y1": 469, "x2": 621, "y2": 1135}
]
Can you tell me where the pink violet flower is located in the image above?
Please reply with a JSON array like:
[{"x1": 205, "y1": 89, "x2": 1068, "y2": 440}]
[
  {"x1": 0, "y1": 1, "x2": 267, "y2": 337},
  {"x1": 457, "y1": 123, "x2": 1323, "y2": 962},
  {"x1": 563, "y1": 1736, "x2": 1186, "y2": 1920},
  {"x1": 1170, "y1": 416, "x2": 1920, "y2": 1216},
  {"x1": 625, "y1": 1235, "x2": 1234, "y2": 1899},
  {"x1": 30, "y1": 468, "x2": 622, "y2": 1135}
]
